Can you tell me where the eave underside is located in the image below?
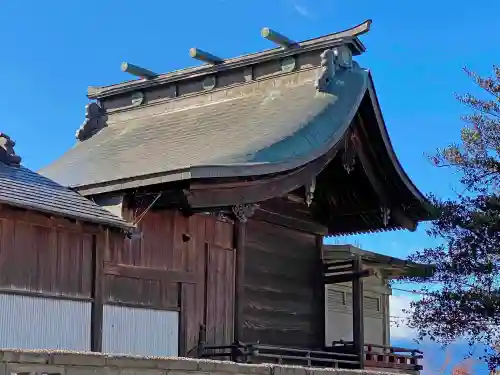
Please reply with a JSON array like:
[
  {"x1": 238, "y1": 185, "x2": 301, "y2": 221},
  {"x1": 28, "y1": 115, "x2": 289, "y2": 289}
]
[{"x1": 126, "y1": 105, "x2": 429, "y2": 236}]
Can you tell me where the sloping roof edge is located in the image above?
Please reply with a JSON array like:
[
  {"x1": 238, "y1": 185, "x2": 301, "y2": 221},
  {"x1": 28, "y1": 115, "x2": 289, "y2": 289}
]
[
  {"x1": 0, "y1": 164, "x2": 133, "y2": 230},
  {"x1": 366, "y1": 72, "x2": 429, "y2": 208},
  {"x1": 324, "y1": 244, "x2": 435, "y2": 279},
  {"x1": 74, "y1": 69, "x2": 432, "y2": 227},
  {"x1": 1, "y1": 196, "x2": 133, "y2": 230},
  {"x1": 75, "y1": 67, "x2": 369, "y2": 195}
]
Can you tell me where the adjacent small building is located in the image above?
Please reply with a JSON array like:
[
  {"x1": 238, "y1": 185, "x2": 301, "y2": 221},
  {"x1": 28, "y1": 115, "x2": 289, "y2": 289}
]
[
  {"x1": 0, "y1": 132, "x2": 132, "y2": 352},
  {"x1": 324, "y1": 244, "x2": 428, "y2": 373},
  {"x1": 324, "y1": 244, "x2": 427, "y2": 348},
  {"x1": 36, "y1": 19, "x2": 431, "y2": 373}
]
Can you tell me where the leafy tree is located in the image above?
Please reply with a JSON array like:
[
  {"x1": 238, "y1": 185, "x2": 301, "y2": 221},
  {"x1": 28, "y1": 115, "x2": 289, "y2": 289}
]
[{"x1": 404, "y1": 66, "x2": 500, "y2": 370}]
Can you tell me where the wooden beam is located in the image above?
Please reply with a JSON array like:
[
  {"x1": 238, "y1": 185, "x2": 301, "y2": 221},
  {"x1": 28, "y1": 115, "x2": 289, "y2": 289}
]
[
  {"x1": 324, "y1": 265, "x2": 355, "y2": 274},
  {"x1": 391, "y1": 208, "x2": 417, "y2": 231},
  {"x1": 103, "y1": 263, "x2": 196, "y2": 284},
  {"x1": 178, "y1": 283, "x2": 187, "y2": 356},
  {"x1": 352, "y1": 116, "x2": 417, "y2": 232},
  {"x1": 233, "y1": 220, "x2": 246, "y2": 342},
  {"x1": 253, "y1": 208, "x2": 328, "y2": 235},
  {"x1": 315, "y1": 235, "x2": 326, "y2": 347},
  {"x1": 322, "y1": 260, "x2": 353, "y2": 273},
  {"x1": 261, "y1": 27, "x2": 297, "y2": 48},
  {"x1": 203, "y1": 242, "x2": 209, "y2": 327},
  {"x1": 324, "y1": 268, "x2": 374, "y2": 284},
  {"x1": 352, "y1": 255, "x2": 365, "y2": 369},
  {"x1": 186, "y1": 142, "x2": 342, "y2": 208},
  {"x1": 121, "y1": 62, "x2": 157, "y2": 79},
  {"x1": 189, "y1": 48, "x2": 223, "y2": 64},
  {"x1": 323, "y1": 259, "x2": 355, "y2": 268},
  {"x1": 90, "y1": 233, "x2": 104, "y2": 352}
]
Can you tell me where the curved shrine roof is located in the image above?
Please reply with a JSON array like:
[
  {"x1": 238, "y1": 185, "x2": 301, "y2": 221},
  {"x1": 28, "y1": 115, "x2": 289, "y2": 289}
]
[
  {"x1": 41, "y1": 68, "x2": 370, "y2": 193},
  {"x1": 38, "y1": 20, "x2": 431, "y2": 233}
]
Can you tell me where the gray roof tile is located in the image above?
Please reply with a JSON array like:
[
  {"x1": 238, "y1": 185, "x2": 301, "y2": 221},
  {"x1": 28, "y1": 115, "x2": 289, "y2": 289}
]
[{"x1": 0, "y1": 163, "x2": 132, "y2": 229}]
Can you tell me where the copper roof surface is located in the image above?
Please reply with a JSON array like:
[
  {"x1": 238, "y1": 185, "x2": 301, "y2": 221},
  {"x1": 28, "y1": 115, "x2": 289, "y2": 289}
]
[{"x1": 40, "y1": 67, "x2": 369, "y2": 194}]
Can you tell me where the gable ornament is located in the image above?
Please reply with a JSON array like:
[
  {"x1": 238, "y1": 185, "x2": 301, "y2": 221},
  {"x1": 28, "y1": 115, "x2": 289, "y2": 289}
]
[
  {"x1": 232, "y1": 203, "x2": 259, "y2": 223},
  {"x1": 342, "y1": 132, "x2": 357, "y2": 174},
  {"x1": 315, "y1": 45, "x2": 354, "y2": 93},
  {"x1": 381, "y1": 206, "x2": 391, "y2": 227},
  {"x1": 0, "y1": 133, "x2": 21, "y2": 166},
  {"x1": 75, "y1": 102, "x2": 108, "y2": 142},
  {"x1": 305, "y1": 178, "x2": 316, "y2": 207}
]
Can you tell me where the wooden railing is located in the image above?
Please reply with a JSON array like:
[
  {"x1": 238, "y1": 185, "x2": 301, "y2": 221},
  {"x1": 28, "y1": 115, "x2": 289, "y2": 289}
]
[
  {"x1": 198, "y1": 342, "x2": 361, "y2": 368},
  {"x1": 330, "y1": 341, "x2": 423, "y2": 372},
  {"x1": 196, "y1": 327, "x2": 361, "y2": 368},
  {"x1": 196, "y1": 327, "x2": 423, "y2": 372}
]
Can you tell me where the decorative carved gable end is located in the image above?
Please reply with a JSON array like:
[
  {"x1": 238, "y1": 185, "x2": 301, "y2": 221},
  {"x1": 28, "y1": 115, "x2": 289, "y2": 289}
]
[
  {"x1": 75, "y1": 102, "x2": 108, "y2": 142},
  {"x1": 342, "y1": 131, "x2": 357, "y2": 174},
  {"x1": 232, "y1": 203, "x2": 259, "y2": 223},
  {"x1": 305, "y1": 178, "x2": 316, "y2": 207},
  {"x1": 315, "y1": 45, "x2": 355, "y2": 93},
  {"x1": 0, "y1": 132, "x2": 22, "y2": 167},
  {"x1": 315, "y1": 49, "x2": 336, "y2": 92},
  {"x1": 380, "y1": 206, "x2": 391, "y2": 227}
]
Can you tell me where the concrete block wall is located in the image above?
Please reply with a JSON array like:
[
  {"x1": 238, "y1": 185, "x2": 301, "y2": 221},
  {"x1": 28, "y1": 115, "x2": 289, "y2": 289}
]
[{"x1": 0, "y1": 350, "x2": 406, "y2": 375}]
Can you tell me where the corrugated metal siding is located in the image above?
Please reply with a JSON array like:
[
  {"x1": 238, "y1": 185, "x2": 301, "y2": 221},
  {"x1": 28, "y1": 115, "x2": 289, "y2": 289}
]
[
  {"x1": 0, "y1": 293, "x2": 91, "y2": 350},
  {"x1": 102, "y1": 305, "x2": 179, "y2": 357}
]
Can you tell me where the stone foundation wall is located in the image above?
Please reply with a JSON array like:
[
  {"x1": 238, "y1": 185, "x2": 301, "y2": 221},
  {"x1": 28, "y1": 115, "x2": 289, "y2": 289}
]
[{"x1": 0, "y1": 350, "x2": 408, "y2": 375}]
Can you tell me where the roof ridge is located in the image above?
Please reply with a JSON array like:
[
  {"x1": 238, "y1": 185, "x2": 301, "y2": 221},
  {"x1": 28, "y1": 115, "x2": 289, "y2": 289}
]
[
  {"x1": 87, "y1": 20, "x2": 372, "y2": 100},
  {"x1": 104, "y1": 68, "x2": 319, "y2": 121}
]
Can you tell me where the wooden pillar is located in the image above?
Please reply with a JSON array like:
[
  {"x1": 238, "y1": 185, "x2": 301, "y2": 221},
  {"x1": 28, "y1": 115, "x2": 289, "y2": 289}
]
[
  {"x1": 352, "y1": 255, "x2": 365, "y2": 369},
  {"x1": 315, "y1": 235, "x2": 326, "y2": 348},
  {"x1": 233, "y1": 220, "x2": 246, "y2": 342},
  {"x1": 90, "y1": 232, "x2": 104, "y2": 352},
  {"x1": 382, "y1": 292, "x2": 391, "y2": 346},
  {"x1": 178, "y1": 283, "x2": 187, "y2": 356}
]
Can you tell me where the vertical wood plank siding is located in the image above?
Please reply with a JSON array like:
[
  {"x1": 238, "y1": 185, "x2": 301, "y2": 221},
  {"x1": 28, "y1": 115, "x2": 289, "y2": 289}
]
[
  {"x1": 243, "y1": 219, "x2": 322, "y2": 348},
  {"x1": 0, "y1": 206, "x2": 98, "y2": 298},
  {"x1": 108, "y1": 208, "x2": 235, "y2": 354},
  {"x1": 0, "y1": 204, "x2": 236, "y2": 355}
]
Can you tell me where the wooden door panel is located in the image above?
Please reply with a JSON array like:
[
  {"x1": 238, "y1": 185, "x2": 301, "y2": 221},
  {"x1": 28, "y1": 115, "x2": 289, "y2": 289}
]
[{"x1": 205, "y1": 243, "x2": 235, "y2": 346}]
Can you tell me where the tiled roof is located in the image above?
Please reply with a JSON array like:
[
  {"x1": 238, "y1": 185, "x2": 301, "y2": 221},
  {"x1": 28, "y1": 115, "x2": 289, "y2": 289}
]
[{"x1": 0, "y1": 162, "x2": 132, "y2": 229}]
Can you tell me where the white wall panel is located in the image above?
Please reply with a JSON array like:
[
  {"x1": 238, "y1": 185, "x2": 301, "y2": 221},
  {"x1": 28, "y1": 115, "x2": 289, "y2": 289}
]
[
  {"x1": 0, "y1": 293, "x2": 91, "y2": 351},
  {"x1": 103, "y1": 305, "x2": 179, "y2": 357},
  {"x1": 325, "y1": 286, "x2": 386, "y2": 347}
]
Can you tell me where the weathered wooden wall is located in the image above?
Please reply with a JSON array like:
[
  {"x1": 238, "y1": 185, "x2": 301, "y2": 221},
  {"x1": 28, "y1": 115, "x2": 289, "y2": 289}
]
[
  {"x1": 0, "y1": 205, "x2": 99, "y2": 299},
  {"x1": 0, "y1": 205, "x2": 103, "y2": 351},
  {"x1": 0, "y1": 202, "x2": 236, "y2": 355},
  {"x1": 108, "y1": 208, "x2": 235, "y2": 354},
  {"x1": 242, "y1": 219, "x2": 323, "y2": 348}
]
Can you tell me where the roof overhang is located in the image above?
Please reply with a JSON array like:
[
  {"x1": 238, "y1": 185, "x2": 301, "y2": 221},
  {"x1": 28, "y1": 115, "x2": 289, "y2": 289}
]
[{"x1": 324, "y1": 244, "x2": 435, "y2": 279}]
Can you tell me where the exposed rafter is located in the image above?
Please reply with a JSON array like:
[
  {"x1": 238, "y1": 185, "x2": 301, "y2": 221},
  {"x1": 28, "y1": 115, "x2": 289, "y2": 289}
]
[{"x1": 323, "y1": 258, "x2": 375, "y2": 284}]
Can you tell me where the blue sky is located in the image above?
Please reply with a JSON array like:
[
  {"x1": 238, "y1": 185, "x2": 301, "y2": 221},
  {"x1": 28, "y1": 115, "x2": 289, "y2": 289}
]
[{"x1": 1, "y1": 0, "x2": 499, "y2": 373}]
